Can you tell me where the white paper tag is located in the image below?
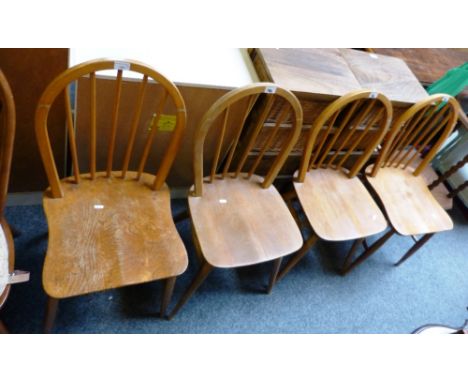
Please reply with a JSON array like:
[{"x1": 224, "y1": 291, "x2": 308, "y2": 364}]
[
  {"x1": 8, "y1": 270, "x2": 30, "y2": 285},
  {"x1": 265, "y1": 86, "x2": 277, "y2": 94},
  {"x1": 369, "y1": 92, "x2": 378, "y2": 99},
  {"x1": 114, "y1": 61, "x2": 131, "y2": 71}
]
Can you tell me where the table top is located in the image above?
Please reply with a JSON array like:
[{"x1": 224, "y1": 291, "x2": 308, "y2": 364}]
[
  {"x1": 371, "y1": 48, "x2": 468, "y2": 85},
  {"x1": 69, "y1": 48, "x2": 259, "y2": 89},
  {"x1": 253, "y1": 48, "x2": 428, "y2": 104}
]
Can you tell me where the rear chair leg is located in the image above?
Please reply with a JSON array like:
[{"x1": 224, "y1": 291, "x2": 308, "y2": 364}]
[
  {"x1": 276, "y1": 234, "x2": 319, "y2": 283},
  {"x1": 266, "y1": 257, "x2": 283, "y2": 294},
  {"x1": 160, "y1": 276, "x2": 177, "y2": 318},
  {"x1": 168, "y1": 261, "x2": 213, "y2": 320},
  {"x1": 44, "y1": 297, "x2": 59, "y2": 334},
  {"x1": 342, "y1": 228, "x2": 395, "y2": 275},
  {"x1": 395, "y1": 233, "x2": 434, "y2": 266}
]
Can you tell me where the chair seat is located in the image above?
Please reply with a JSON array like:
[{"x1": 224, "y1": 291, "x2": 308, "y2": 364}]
[
  {"x1": 294, "y1": 169, "x2": 388, "y2": 241},
  {"x1": 188, "y1": 175, "x2": 303, "y2": 268},
  {"x1": 366, "y1": 166, "x2": 453, "y2": 236},
  {"x1": 42, "y1": 172, "x2": 188, "y2": 299}
]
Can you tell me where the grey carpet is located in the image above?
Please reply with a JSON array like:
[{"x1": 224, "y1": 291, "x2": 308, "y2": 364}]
[{"x1": 1, "y1": 200, "x2": 467, "y2": 333}]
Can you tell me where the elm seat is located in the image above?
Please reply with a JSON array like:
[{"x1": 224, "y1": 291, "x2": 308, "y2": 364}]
[
  {"x1": 294, "y1": 169, "x2": 387, "y2": 242},
  {"x1": 43, "y1": 172, "x2": 188, "y2": 299},
  {"x1": 366, "y1": 166, "x2": 453, "y2": 236},
  {"x1": 189, "y1": 175, "x2": 303, "y2": 268}
]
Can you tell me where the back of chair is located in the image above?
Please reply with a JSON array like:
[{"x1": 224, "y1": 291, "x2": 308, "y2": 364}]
[
  {"x1": 192, "y1": 83, "x2": 303, "y2": 197},
  {"x1": 370, "y1": 94, "x2": 460, "y2": 177},
  {"x1": 0, "y1": 70, "x2": 15, "y2": 216},
  {"x1": 35, "y1": 59, "x2": 187, "y2": 198},
  {"x1": 297, "y1": 90, "x2": 392, "y2": 182}
]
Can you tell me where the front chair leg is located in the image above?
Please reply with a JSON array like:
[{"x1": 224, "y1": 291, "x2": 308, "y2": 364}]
[
  {"x1": 266, "y1": 257, "x2": 283, "y2": 294},
  {"x1": 167, "y1": 261, "x2": 213, "y2": 320},
  {"x1": 276, "y1": 233, "x2": 319, "y2": 284},
  {"x1": 44, "y1": 297, "x2": 59, "y2": 334},
  {"x1": 341, "y1": 238, "x2": 365, "y2": 274},
  {"x1": 160, "y1": 276, "x2": 177, "y2": 318},
  {"x1": 395, "y1": 233, "x2": 434, "y2": 266},
  {"x1": 0, "y1": 319, "x2": 8, "y2": 334}
]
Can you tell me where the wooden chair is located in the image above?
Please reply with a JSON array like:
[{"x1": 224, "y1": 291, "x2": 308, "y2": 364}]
[
  {"x1": 35, "y1": 59, "x2": 188, "y2": 332},
  {"x1": 365, "y1": 94, "x2": 460, "y2": 266},
  {"x1": 168, "y1": 83, "x2": 304, "y2": 318},
  {"x1": 275, "y1": 90, "x2": 393, "y2": 282},
  {"x1": 0, "y1": 69, "x2": 26, "y2": 334}
]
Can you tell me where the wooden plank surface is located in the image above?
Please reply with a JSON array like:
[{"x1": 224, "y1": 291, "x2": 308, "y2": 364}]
[
  {"x1": 371, "y1": 48, "x2": 468, "y2": 85},
  {"x1": 42, "y1": 172, "x2": 188, "y2": 298},
  {"x1": 252, "y1": 48, "x2": 428, "y2": 104},
  {"x1": 254, "y1": 48, "x2": 361, "y2": 98},
  {"x1": 339, "y1": 49, "x2": 428, "y2": 104}
]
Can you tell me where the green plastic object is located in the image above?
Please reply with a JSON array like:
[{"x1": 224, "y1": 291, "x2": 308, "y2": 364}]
[{"x1": 426, "y1": 62, "x2": 468, "y2": 96}]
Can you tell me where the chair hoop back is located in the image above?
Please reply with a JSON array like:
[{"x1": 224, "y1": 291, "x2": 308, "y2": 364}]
[
  {"x1": 370, "y1": 94, "x2": 460, "y2": 177},
  {"x1": 297, "y1": 90, "x2": 393, "y2": 182},
  {"x1": 35, "y1": 58, "x2": 187, "y2": 198},
  {"x1": 192, "y1": 83, "x2": 303, "y2": 197},
  {"x1": 0, "y1": 70, "x2": 15, "y2": 215}
]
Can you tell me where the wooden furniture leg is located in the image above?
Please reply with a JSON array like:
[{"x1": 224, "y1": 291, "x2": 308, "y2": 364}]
[
  {"x1": 394, "y1": 233, "x2": 435, "y2": 266},
  {"x1": 44, "y1": 296, "x2": 59, "y2": 334},
  {"x1": 341, "y1": 238, "x2": 365, "y2": 273},
  {"x1": 0, "y1": 320, "x2": 8, "y2": 334},
  {"x1": 276, "y1": 234, "x2": 319, "y2": 283},
  {"x1": 168, "y1": 261, "x2": 213, "y2": 320},
  {"x1": 342, "y1": 228, "x2": 396, "y2": 275},
  {"x1": 266, "y1": 257, "x2": 282, "y2": 294},
  {"x1": 173, "y1": 208, "x2": 189, "y2": 224},
  {"x1": 160, "y1": 276, "x2": 176, "y2": 318}
]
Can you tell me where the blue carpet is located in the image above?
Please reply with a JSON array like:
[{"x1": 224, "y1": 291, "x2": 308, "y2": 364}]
[{"x1": 1, "y1": 200, "x2": 467, "y2": 333}]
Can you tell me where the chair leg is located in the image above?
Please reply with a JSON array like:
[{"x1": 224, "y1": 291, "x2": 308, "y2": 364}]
[
  {"x1": 44, "y1": 297, "x2": 59, "y2": 334},
  {"x1": 0, "y1": 319, "x2": 8, "y2": 334},
  {"x1": 342, "y1": 228, "x2": 396, "y2": 275},
  {"x1": 160, "y1": 276, "x2": 176, "y2": 318},
  {"x1": 167, "y1": 261, "x2": 213, "y2": 320},
  {"x1": 276, "y1": 234, "x2": 319, "y2": 283},
  {"x1": 341, "y1": 238, "x2": 365, "y2": 273},
  {"x1": 266, "y1": 257, "x2": 282, "y2": 294},
  {"x1": 395, "y1": 233, "x2": 434, "y2": 266},
  {"x1": 173, "y1": 208, "x2": 189, "y2": 224}
]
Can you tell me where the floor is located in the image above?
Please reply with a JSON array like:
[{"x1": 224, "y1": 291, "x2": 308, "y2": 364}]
[{"x1": 1, "y1": 200, "x2": 467, "y2": 333}]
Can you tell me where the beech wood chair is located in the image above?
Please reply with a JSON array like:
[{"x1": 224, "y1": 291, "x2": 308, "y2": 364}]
[
  {"x1": 168, "y1": 83, "x2": 304, "y2": 318},
  {"x1": 274, "y1": 90, "x2": 393, "y2": 282},
  {"x1": 365, "y1": 94, "x2": 460, "y2": 266},
  {"x1": 35, "y1": 59, "x2": 188, "y2": 332},
  {"x1": 0, "y1": 69, "x2": 24, "y2": 334}
]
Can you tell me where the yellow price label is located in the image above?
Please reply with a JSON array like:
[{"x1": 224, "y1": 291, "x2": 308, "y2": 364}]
[{"x1": 157, "y1": 114, "x2": 177, "y2": 132}]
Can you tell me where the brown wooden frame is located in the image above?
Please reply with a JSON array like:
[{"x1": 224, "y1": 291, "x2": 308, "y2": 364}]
[
  {"x1": 169, "y1": 83, "x2": 304, "y2": 318},
  {"x1": 35, "y1": 59, "x2": 189, "y2": 332},
  {"x1": 0, "y1": 70, "x2": 17, "y2": 334}
]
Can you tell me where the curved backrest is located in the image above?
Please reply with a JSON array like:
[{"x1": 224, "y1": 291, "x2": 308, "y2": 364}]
[
  {"x1": 297, "y1": 90, "x2": 392, "y2": 182},
  {"x1": 0, "y1": 70, "x2": 15, "y2": 216},
  {"x1": 35, "y1": 58, "x2": 187, "y2": 198},
  {"x1": 0, "y1": 69, "x2": 16, "y2": 307},
  {"x1": 192, "y1": 83, "x2": 303, "y2": 197},
  {"x1": 370, "y1": 94, "x2": 460, "y2": 177}
]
